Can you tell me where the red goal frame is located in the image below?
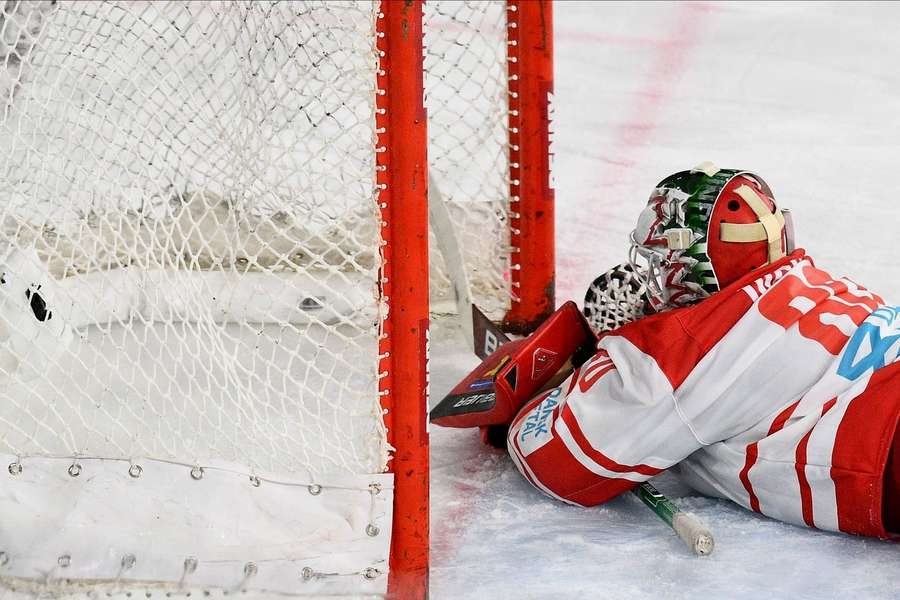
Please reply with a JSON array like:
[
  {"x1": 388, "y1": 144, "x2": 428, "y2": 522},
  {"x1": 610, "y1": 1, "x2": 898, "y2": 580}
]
[{"x1": 377, "y1": 1, "x2": 554, "y2": 598}]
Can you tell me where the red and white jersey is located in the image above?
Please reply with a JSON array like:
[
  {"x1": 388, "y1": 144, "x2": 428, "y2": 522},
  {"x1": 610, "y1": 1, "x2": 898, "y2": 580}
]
[{"x1": 508, "y1": 250, "x2": 900, "y2": 537}]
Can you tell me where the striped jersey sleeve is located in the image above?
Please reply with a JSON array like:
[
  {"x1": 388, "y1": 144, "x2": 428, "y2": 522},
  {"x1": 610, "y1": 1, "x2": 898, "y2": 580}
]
[{"x1": 508, "y1": 250, "x2": 900, "y2": 537}]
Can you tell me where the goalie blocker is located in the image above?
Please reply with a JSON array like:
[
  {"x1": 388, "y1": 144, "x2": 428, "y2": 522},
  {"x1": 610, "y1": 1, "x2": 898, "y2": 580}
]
[{"x1": 430, "y1": 302, "x2": 596, "y2": 429}]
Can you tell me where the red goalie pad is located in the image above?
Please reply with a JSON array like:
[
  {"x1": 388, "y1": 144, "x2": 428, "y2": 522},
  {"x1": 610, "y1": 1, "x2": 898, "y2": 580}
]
[{"x1": 431, "y1": 301, "x2": 596, "y2": 428}]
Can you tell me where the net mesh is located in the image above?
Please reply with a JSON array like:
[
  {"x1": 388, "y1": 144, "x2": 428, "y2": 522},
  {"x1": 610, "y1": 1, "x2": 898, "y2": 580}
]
[
  {"x1": 425, "y1": 1, "x2": 511, "y2": 319},
  {"x1": 0, "y1": 0, "x2": 512, "y2": 478}
]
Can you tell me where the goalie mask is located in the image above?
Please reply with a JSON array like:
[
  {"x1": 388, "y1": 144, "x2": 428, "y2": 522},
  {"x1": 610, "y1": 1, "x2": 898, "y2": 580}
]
[{"x1": 629, "y1": 163, "x2": 795, "y2": 311}]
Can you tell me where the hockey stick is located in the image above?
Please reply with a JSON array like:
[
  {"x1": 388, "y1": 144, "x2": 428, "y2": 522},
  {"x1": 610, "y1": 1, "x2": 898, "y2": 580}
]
[
  {"x1": 428, "y1": 175, "x2": 474, "y2": 348},
  {"x1": 634, "y1": 482, "x2": 714, "y2": 556}
]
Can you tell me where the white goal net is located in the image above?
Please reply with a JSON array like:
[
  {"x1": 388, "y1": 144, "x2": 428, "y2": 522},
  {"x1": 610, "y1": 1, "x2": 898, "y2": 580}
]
[
  {"x1": 426, "y1": 1, "x2": 512, "y2": 319},
  {"x1": 0, "y1": 0, "x2": 517, "y2": 596}
]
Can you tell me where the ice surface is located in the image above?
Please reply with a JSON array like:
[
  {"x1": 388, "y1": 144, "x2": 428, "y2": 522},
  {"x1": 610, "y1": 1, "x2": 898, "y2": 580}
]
[{"x1": 431, "y1": 2, "x2": 900, "y2": 598}]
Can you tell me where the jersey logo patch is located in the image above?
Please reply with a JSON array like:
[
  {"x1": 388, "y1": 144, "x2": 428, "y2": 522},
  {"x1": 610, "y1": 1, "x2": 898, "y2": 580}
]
[
  {"x1": 838, "y1": 306, "x2": 900, "y2": 381},
  {"x1": 519, "y1": 388, "x2": 561, "y2": 446}
]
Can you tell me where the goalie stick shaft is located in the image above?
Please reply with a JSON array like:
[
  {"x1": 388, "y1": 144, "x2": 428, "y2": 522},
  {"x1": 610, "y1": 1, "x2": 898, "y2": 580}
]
[{"x1": 632, "y1": 482, "x2": 714, "y2": 556}]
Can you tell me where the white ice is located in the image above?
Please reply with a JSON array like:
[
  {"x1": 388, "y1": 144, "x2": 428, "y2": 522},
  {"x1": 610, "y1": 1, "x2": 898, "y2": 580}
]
[{"x1": 431, "y1": 2, "x2": 900, "y2": 598}]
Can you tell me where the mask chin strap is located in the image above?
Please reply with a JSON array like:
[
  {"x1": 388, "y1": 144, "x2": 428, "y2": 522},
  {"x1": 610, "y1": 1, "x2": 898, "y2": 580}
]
[{"x1": 718, "y1": 184, "x2": 787, "y2": 263}]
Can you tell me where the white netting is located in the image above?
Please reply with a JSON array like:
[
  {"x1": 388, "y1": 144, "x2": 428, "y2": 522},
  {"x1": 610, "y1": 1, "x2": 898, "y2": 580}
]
[
  {"x1": 0, "y1": 0, "x2": 518, "y2": 593},
  {"x1": 0, "y1": 0, "x2": 513, "y2": 477},
  {"x1": 0, "y1": 0, "x2": 384, "y2": 477},
  {"x1": 425, "y1": 1, "x2": 512, "y2": 319}
]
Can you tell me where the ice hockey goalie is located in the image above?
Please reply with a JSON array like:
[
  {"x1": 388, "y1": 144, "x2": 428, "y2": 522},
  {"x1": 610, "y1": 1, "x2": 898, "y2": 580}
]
[{"x1": 442, "y1": 163, "x2": 900, "y2": 538}]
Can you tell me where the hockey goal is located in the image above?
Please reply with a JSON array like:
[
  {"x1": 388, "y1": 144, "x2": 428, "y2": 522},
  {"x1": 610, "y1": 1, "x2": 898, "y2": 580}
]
[{"x1": 0, "y1": 1, "x2": 553, "y2": 597}]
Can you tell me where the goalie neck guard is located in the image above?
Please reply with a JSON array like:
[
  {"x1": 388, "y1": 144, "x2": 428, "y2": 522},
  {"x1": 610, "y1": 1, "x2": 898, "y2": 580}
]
[{"x1": 630, "y1": 163, "x2": 795, "y2": 311}]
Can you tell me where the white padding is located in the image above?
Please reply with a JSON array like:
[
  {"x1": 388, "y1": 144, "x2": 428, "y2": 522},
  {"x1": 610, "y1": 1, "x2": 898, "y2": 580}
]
[
  {"x1": 691, "y1": 161, "x2": 720, "y2": 177},
  {"x1": 0, "y1": 454, "x2": 393, "y2": 596}
]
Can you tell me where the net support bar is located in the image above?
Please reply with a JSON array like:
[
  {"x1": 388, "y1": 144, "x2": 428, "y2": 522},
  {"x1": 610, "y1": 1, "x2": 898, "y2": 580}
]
[{"x1": 376, "y1": 2, "x2": 430, "y2": 598}]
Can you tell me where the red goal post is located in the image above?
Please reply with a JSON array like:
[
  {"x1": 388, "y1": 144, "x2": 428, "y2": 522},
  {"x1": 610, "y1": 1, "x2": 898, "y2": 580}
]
[
  {"x1": 376, "y1": 2, "x2": 430, "y2": 598},
  {"x1": 379, "y1": 1, "x2": 554, "y2": 598},
  {"x1": 504, "y1": 0, "x2": 556, "y2": 335}
]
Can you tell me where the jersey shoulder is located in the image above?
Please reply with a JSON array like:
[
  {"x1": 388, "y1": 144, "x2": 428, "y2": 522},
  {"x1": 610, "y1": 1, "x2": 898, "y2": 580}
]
[{"x1": 609, "y1": 251, "x2": 812, "y2": 386}]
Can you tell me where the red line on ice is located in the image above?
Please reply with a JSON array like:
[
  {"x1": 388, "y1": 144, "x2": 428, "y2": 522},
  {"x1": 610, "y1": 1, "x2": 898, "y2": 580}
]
[{"x1": 592, "y1": 2, "x2": 714, "y2": 187}]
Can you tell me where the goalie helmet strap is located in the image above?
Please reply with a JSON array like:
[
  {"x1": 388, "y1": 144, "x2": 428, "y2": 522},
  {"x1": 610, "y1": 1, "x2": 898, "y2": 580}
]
[
  {"x1": 722, "y1": 184, "x2": 787, "y2": 263},
  {"x1": 629, "y1": 165, "x2": 793, "y2": 311}
]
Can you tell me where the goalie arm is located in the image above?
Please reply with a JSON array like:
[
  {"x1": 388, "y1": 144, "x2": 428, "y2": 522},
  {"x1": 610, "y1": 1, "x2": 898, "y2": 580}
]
[
  {"x1": 433, "y1": 301, "x2": 715, "y2": 554},
  {"x1": 431, "y1": 299, "x2": 700, "y2": 506},
  {"x1": 506, "y1": 332, "x2": 705, "y2": 508}
]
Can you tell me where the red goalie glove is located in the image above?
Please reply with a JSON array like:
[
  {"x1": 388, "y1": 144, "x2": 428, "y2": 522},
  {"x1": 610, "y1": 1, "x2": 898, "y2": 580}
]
[{"x1": 430, "y1": 301, "x2": 596, "y2": 429}]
